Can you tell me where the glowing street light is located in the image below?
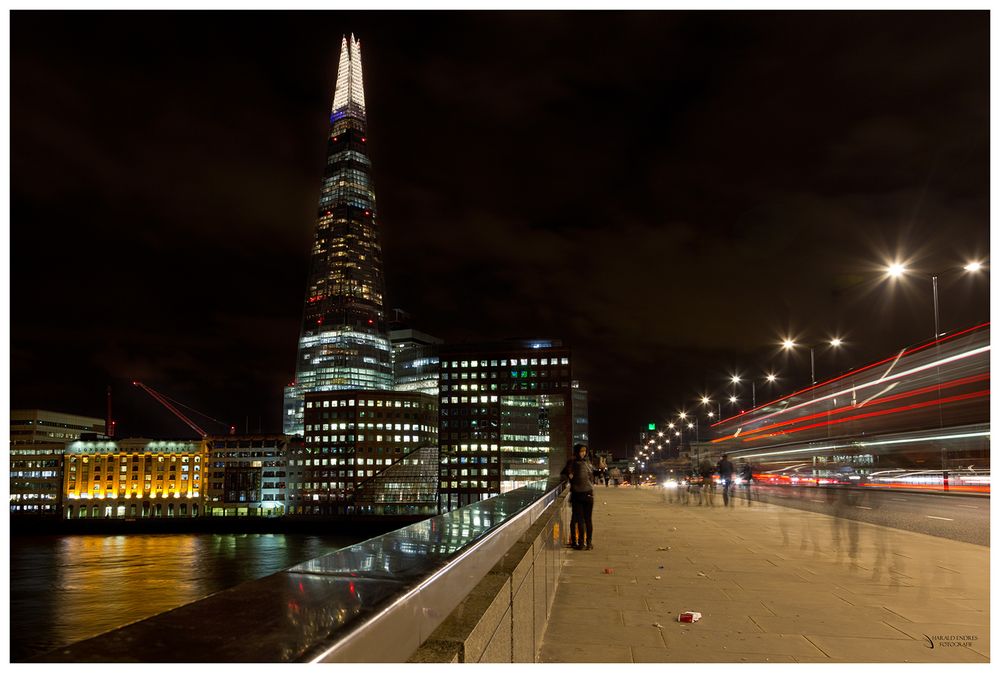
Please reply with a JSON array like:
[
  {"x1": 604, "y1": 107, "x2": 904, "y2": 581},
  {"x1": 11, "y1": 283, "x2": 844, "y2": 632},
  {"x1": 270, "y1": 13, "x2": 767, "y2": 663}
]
[
  {"x1": 884, "y1": 260, "x2": 987, "y2": 338},
  {"x1": 781, "y1": 337, "x2": 843, "y2": 385},
  {"x1": 700, "y1": 395, "x2": 721, "y2": 420}
]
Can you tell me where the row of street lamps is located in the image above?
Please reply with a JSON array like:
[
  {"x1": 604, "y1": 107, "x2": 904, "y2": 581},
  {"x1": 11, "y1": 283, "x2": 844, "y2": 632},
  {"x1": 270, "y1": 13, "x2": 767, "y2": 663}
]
[{"x1": 639, "y1": 259, "x2": 987, "y2": 465}]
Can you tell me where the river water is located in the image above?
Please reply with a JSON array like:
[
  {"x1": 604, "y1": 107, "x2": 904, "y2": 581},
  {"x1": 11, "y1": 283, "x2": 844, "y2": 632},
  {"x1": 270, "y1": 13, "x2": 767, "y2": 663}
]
[{"x1": 9, "y1": 532, "x2": 363, "y2": 662}]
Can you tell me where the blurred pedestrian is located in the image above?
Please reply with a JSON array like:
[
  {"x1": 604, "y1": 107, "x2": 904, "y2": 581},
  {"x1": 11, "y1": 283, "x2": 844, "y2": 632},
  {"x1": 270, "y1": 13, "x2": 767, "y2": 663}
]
[
  {"x1": 598, "y1": 456, "x2": 609, "y2": 487},
  {"x1": 740, "y1": 459, "x2": 754, "y2": 505},
  {"x1": 560, "y1": 443, "x2": 596, "y2": 550},
  {"x1": 717, "y1": 454, "x2": 735, "y2": 506},
  {"x1": 698, "y1": 459, "x2": 715, "y2": 507}
]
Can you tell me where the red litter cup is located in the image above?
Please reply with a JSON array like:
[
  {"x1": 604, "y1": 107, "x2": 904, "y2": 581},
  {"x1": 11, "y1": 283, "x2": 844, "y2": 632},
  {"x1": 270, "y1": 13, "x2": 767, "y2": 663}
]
[
  {"x1": 678, "y1": 611, "x2": 702, "y2": 623},
  {"x1": 603, "y1": 568, "x2": 614, "y2": 574}
]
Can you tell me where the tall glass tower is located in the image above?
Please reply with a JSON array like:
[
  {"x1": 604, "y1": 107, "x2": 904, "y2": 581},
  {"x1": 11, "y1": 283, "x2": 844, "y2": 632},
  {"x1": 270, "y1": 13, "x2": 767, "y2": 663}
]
[{"x1": 284, "y1": 34, "x2": 392, "y2": 436}]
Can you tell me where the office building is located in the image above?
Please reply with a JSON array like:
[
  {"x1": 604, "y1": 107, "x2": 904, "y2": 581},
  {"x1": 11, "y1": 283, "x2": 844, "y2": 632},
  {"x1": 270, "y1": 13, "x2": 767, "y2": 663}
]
[
  {"x1": 572, "y1": 380, "x2": 589, "y2": 446},
  {"x1": 203, "y1": 434, "x2": 292, "y2": 517},
  {"x1": 10, "y1": 409, "x2": 106, "y2": 516},
  {"x1": 390, "y1": 328, "x2": 442, "y2": 397},
  {"x1": 284, "y1": 34, "x2": 392, "y2": 435},
  {"x1": 437, "y1": 339, "x2": 573, "y2": 511},
  {"x1": 288, "y1": 390, "x2": 438, "y2": 515},
  {"x1": 10, "y1": 409, "x2": 105, "y2": 445}
]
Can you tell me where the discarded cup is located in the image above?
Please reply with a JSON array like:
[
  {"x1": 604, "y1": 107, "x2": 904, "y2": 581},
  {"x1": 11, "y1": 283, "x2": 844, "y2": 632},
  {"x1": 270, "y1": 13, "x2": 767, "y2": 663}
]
[
  {"x1": 603, "y1": 568, "x2": 615, "y2": 574},
  {"x1": 678, "y1": 611, "x2": 702, "y2": 623}
]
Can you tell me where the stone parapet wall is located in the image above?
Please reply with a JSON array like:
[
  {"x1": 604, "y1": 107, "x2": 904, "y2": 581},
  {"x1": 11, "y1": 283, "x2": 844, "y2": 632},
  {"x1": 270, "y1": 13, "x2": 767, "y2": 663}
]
[{"x1": 409, "y1": 491, "x2": 570, "y2": 663}]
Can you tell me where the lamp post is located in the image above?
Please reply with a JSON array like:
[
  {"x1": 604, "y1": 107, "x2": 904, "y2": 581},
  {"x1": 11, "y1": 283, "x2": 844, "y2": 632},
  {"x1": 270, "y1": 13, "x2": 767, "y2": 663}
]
[
  {"x1": 700, "y1": 395, "x2": 720, "y2": 420},
  {"x1": 781, "y1": 338, "x2": 843, "y2": 386},
  {"x1": 886, "y1": 261, "x2": 987, "y2": 338},
  {"x1": 728, "y1": 374, "x2": 743, "y2": 413}
]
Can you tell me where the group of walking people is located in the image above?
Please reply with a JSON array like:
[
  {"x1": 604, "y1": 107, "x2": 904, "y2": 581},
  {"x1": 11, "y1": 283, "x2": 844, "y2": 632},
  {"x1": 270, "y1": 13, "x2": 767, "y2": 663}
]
[
  {"x1": 672, "y1": 454, "x2": 755, "y2": 506},
  {"x1": 560, "y1": 444, "x2": 759, "y2": 550}
]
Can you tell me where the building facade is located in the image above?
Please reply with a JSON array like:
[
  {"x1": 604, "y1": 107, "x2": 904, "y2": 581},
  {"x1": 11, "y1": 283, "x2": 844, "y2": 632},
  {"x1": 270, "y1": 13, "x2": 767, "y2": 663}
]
[
  {"x1": 288, "y1": 390, "x2": 438, "y2": 515},
  {"x1": 10, "y1": 409, "x2": 106, "y2": 516},
  {"x1": 390, "y1": 328, "x2": 442, "y2": 397},
  {"x1": 10, "y1": 409, "x2": 105, "y2": 445},
  {"x1": 62, "y1": 438, "x2": 206, "y2": 519},
  {"x1": 10, "y1": 442, "x2": 65, "y2": 516},
  {"x1": 571, "y1": 381, "x2": 589, "y2": 446},
  {"x1": 437, "y1": 339, "x2": 574, "y2": 511},
  {"x1": 284, "y1": 34, "x2": 392, "y2": 436},
  {"x1": 204, "y1": 434, "x2": 292, "y2": 517}
]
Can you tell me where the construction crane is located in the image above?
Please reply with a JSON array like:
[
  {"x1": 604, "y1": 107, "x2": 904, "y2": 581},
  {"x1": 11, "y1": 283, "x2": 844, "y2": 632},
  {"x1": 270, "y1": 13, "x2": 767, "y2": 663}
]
[{"x1": 132, "y1": 381, "x2": 235, "y2": 438}]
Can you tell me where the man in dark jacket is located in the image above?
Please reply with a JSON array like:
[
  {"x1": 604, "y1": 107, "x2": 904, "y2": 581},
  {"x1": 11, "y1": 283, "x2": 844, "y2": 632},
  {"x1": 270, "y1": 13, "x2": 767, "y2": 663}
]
[{"x1": 717, "y1": 454, "x2": 735, "y2": 506}]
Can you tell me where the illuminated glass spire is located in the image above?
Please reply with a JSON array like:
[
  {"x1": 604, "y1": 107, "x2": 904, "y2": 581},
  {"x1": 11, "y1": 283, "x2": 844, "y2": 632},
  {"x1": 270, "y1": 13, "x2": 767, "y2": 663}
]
[
  {"x1": 284, "y1": 34, "x2": 392, "y2": 436},
  {"x1": 332, "y1": 34, "x2": 366, "y2": 113}
]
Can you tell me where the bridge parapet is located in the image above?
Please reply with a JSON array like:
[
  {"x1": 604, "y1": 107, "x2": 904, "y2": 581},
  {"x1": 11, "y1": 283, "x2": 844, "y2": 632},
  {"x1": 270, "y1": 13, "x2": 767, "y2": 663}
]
[{"x1": 31, "y1": 479, "x2": 569, "y2": 663}]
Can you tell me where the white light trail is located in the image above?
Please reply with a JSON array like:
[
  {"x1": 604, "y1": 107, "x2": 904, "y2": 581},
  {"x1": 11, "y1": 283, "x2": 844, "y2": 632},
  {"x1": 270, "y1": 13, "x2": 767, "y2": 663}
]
[
  {"x1": 727, "y1": 345, "x2": 990, "y2": 431},
  {"x1": 738, "y1": 430, "x2": 990, "y2": 460}
]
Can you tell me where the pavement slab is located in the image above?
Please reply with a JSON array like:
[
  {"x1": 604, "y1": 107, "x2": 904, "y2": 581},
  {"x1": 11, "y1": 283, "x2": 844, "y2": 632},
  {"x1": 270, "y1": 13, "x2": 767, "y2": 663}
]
[{"x1": 536, "y1": 486, "x2": 989, "y2": 663}]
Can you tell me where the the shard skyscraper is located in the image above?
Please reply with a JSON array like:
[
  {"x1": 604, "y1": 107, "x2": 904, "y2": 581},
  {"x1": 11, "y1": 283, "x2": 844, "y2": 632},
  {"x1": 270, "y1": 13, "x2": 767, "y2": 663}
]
[{"x1": 283, "y1": 34, "x2": 392, "y2": 435}]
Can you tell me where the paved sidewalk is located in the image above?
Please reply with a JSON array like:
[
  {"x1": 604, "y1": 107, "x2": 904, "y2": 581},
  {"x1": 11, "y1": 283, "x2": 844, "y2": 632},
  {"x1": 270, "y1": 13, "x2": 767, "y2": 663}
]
[{"x1": 538, "y1": 486, "x2": 989, "y2": 663}]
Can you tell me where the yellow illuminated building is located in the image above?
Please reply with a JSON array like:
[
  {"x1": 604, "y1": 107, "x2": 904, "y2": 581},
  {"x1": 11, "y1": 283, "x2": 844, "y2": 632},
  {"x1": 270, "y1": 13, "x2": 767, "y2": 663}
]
[{"x1": 63, "y1": 438, "x2": 207, "y2": 519}]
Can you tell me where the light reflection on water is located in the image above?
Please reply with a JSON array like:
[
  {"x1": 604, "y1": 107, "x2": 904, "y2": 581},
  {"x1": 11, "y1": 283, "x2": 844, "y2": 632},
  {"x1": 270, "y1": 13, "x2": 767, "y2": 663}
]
[{"x1": 10, "y1": 533, "x2": 359, "y2": 662}]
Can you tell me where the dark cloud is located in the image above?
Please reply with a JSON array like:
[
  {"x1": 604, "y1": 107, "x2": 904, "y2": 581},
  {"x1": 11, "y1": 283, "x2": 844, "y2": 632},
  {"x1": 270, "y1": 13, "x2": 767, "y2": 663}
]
[{"x1": 11, "y1": 10, "x2": 989, "y2": 455}]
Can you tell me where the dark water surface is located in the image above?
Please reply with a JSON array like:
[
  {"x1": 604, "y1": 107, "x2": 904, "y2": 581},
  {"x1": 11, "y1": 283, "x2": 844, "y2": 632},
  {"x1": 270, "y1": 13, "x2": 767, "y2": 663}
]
[{"x1": 10, "y1": 532, "x2": 362, "y2": 661}]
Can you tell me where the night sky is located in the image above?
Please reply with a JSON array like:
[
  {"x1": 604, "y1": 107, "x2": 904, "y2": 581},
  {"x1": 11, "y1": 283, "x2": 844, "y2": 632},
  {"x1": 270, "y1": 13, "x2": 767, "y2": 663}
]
[{"x1": 10, "y1": 11, "x2": 990, "y2": 456}]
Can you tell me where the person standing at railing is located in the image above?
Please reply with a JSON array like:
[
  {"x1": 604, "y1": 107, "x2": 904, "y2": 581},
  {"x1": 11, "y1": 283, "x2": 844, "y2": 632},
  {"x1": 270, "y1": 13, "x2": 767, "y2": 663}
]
[{"x1": 560, "y1": 443, "x2": 596, "y2": 550}]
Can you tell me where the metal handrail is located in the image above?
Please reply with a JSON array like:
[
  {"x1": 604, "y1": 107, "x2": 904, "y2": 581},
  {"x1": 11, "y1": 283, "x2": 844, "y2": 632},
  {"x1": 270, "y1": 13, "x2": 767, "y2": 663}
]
[{"x1": 303, "y1": 477, "x2": 565, "y2": 662}]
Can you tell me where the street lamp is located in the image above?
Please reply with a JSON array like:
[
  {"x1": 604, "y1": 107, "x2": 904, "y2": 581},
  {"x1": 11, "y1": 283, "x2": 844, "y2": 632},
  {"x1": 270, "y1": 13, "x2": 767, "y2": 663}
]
[
  {"x1": 781, "y1": 338, "x2": 844, "y2": 385},
  {"x1": 884, "y1": 260, "x2": 987, "y2": 338},
  {"x1": 744, "y1": 371, "x2": 779, "y2": 407},
  {"x1": 701, "y1": 395, "x2": 720, "y2": 420},
  {"x1": 676, "y1": 410, "x2": 699, "y2": 442}
]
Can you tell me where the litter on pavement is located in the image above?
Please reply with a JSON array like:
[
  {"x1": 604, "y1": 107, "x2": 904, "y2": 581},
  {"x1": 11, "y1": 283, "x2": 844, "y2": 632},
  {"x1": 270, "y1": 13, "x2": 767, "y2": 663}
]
[{"x1": 678, "y1": 611, "x2": 702, "y2": 623}]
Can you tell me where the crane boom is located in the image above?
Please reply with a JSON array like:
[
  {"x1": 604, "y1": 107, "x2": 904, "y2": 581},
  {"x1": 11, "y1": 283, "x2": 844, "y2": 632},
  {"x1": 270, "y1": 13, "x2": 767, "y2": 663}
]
[{"x1": 132, "y1": 381, "x2": 209, "y2": 438}]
